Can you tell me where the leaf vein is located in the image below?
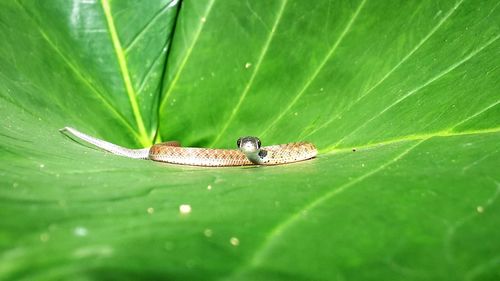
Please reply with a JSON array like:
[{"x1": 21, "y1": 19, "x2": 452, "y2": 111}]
[
  {"x1": 15, "y1": 1, "x2": 143, "y2": 142},
  {"x1": 451, "y1": 100, "x2": 500, "y2": 130},
  {"x1": 332, "y1": 33, "x2": 500, "y2": 148},
  {"x1": 101, "y1": 0, "x2": 150, "y2": 146},
  {"x1": 321, "y1": 127, "x2": 500, "y2": 154},
  {"x1": 259, "y1": 0, "x2": 368, "y2": 137},
  {"x1": 244, "y1": 138, "x2": 427, "y2": 273},
  {"x1": 137, "y1": 38, "x2": 171, "y2": 95},
  {"x1": 158, "y1": 0, "x2": 216, "y2": 111},
  {"x1": 306, "y1": 0, "x2": 466, "y2": 137},
  {"x1": 209, "y1": 0, "x2": 289, "y2": 147},
  {"x1": 124, "y1": 0, "x2": 179, "y2": 53}
]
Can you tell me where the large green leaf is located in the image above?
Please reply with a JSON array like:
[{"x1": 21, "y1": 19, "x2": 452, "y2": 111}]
[{"x1": 1, "y1": 0, "x2": 499, "y2": 280}]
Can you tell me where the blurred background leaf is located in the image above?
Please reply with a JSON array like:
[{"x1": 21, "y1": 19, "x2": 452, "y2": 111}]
[{"x1": 0, "y1": 0, "x2": 499, "y2": 280}]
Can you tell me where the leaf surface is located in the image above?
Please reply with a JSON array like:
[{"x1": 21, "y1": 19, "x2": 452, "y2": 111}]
[{"x1": 0, "y1": 0, "x2": 499, "y2": 280}]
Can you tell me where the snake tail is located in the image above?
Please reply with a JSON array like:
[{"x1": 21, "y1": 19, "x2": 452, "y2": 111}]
[{"x1": 60, "y1": 127, "x2": 150, "y2": 159}]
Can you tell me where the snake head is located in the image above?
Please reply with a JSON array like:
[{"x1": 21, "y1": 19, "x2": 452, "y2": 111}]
[{"x1": 237, "y1": 136, "x2": 261, "y2": 155}]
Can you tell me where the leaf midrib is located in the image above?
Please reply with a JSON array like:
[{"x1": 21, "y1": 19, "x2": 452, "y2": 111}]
[
  {"x1": 101, "y1": 0, "x2": 150, "y2": 147},
  {"x1": 15, "y1": 1, "x2": 143, "y2": 142},
  {"x1": 322, "y1": 127, "x2": 500, "y2": 154}
]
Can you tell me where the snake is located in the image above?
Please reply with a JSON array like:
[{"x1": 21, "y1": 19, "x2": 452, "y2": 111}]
[{"x1": 60, "y1": 127, "x2": 317, "y2": 167}]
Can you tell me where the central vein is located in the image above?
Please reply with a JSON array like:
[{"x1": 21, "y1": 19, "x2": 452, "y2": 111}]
[{"x1": 101, "y1": 0, "x2": 150, "y2": 147}]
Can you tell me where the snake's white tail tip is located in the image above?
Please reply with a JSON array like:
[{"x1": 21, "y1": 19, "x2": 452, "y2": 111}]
[{"x1": 59, "y1": 126, "x2": 150, "y2": 160}]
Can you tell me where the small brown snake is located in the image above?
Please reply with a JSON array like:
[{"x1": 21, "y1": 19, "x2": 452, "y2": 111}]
[{"x1": 60, "y1": 127, "x2": 317, "y2": 167}]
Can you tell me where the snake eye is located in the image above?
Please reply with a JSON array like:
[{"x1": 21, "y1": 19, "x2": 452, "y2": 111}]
[
  {"x1": 237, "y1": 138, "x2": 242, "y2": 147},
  {"x1": 257, "y1": 139, "x2": 261, "y2": 148}
]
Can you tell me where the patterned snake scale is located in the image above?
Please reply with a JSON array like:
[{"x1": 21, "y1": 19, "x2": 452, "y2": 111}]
[{"x1": 61, "y1": 127, "x2": 317, "y2": 167}]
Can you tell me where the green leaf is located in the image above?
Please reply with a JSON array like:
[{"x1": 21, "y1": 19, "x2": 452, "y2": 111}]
[{"x1": 1, "y1": 0, "x2": 499, "y2": 280}]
